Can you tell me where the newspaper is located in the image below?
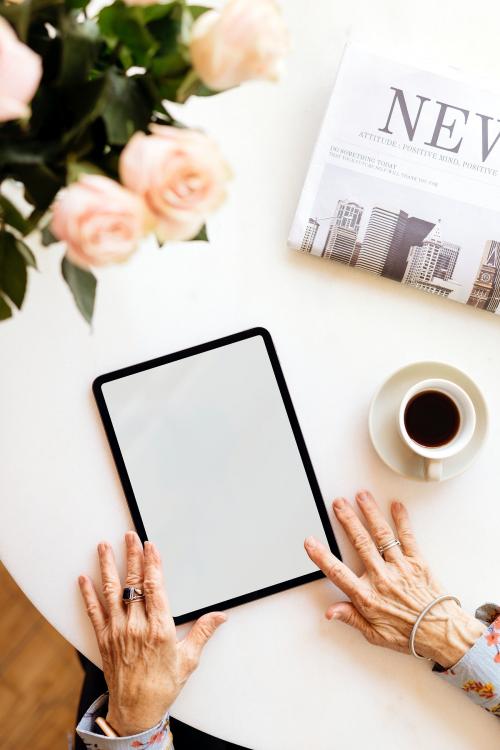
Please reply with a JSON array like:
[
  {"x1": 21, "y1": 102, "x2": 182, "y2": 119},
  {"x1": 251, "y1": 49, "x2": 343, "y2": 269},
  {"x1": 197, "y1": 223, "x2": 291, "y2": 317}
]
[{"x1": 288, "y1": 44, "x2": 500, "y2": 314}]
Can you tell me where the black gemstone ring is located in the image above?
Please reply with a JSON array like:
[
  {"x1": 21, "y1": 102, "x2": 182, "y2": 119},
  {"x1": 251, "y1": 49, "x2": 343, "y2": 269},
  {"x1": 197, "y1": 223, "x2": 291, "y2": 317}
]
[{"x1": 122, "y1": 586, "x2": 145, "y2": 603}]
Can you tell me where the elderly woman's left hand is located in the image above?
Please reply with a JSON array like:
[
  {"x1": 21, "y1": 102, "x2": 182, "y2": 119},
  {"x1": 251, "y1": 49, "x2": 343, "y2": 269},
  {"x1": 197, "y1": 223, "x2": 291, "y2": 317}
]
[{"x1": 78, "y1": 532, "x2": 226, "y2": 737}]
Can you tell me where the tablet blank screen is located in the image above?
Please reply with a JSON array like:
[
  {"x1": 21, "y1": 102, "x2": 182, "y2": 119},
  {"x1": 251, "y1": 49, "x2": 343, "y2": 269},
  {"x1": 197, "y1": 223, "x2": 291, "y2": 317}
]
[{"x1": 99, "y1": 333, "x2": 333, "y2": 620}]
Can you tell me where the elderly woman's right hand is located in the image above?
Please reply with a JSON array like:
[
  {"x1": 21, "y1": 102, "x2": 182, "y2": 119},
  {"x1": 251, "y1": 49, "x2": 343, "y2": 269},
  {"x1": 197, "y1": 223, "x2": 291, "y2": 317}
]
[
  {"x1": 78, "y1": 532, "x2": 226, "y2": 737},
  {"x1": 305, "y1": 491, "x2": 484, "y2": 668}
]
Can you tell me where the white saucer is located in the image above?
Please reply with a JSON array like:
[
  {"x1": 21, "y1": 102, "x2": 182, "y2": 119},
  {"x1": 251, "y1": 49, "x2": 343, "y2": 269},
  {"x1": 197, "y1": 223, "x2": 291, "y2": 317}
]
[{"x1": 369, "y1": 361, "x2": 488, "y2": 482}]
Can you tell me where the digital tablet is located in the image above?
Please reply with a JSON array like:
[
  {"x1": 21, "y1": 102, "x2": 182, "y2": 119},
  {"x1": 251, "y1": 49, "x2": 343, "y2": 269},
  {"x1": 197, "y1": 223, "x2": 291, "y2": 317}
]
[{"x1": 93, "y1": 328, "x2": 340, "y2": 624}]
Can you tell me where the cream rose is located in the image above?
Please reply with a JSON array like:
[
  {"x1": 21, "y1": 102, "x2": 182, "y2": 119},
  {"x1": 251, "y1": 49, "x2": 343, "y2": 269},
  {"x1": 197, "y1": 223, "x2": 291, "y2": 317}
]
[
  {"x1": 189, "y1": 0, "x2": 289, "y2": 91},
  {"x1": 0, "y1": 17, "x2": 42, "y2": 122},
  {"x1": 51, "y1": 175, "x2": 151, "y2": 268},
  {"x1": 119, "y1": 125, "x2": 231, "y2": 242}
]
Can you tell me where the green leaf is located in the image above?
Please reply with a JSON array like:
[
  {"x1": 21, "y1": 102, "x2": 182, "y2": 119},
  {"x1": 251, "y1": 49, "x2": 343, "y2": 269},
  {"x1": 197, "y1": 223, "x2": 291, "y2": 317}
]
[
  {"x1": 102, "y1": 71, "x2": 154, "y2": 146},
  {"x1": 25, "y1": 208, "x2": 46, "y2": 234},
  {"x1": 0, "y1": 141, "x2": 46, "y2": 169},
  {"x1": 192, "y1": 224, "x2": 208, "y2": 242},
  {"x1": 186, "y1": 5, "x2": 212, "y2": 20},
  {"x1": 98, "y1": 3, "x2": 159, "y2": 67},
  {"x1": 13, "y1": 163, "x2": 64, "y2": 211},
  {"x1": 96, "y1": 150, "x2": 121, "y2": 181},
  {"x1": 141, "y1": 3, "x2": 175, "y2": 23},
  {"x1": 61, "y1": 255, "x2": 96, "y2": 324},
  {"x1": 41, "y1": 225, "x2": 58, "y2": 246},
  {"x1": 150, "y1": 49, "x2": 189, "y2": 79},
  {"x1": 0, "y1": 1, "x2": 32, "y2": 42},
  {"x1": 173, "y1": 68, "x2": 218, "y2": 104},
  {"x1": 0, "y1": 294, "x2": 12, "y2": 321},
  {"x1": 174, "y1": 69, "x2": 219, "y2": 103},
  {"x1": 66, "y1": 160, "x2": 106, "y2": 184},
  {"x1": 0, "y1": 194, "x2": 28, "y2": 234},
  {"x1": 0, "y1": 231, "x2": 28, "y2": 309},
  {"x1": 58, "y1": 17, "x2": 102, "y2": 86},
  {"x1": 63, "y1": 74, "x2": 110, "y2": 146},
  {"x1": 16, "y1": 238, "x2": 37, "y2": 269},
  {"x1": 175, "y1": 69, "x2": 200, "y2": 103},
  {"x1": 27, "y1": 0, "x2": 66, "y2": 13},
  {"x1": 64, "y1": 0, "x2": 91, "y2": 10},
  {"x1": 190, "y1": 81, "x2": 218, "y2": 98},
  {"x1": 154, "y1": 74, "x2": 186, "y2": 103},
  {"x1": 148, "y1": 12, "x2": 189, "y2": 77},
  {"x1": 176, "y1": 69, "x2": 220, "y2": 103}
]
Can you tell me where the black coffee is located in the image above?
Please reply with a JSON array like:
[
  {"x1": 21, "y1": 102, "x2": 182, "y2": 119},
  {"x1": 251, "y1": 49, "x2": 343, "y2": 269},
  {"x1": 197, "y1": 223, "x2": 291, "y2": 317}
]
[{"x1": 404, "y1": 390, "x2": 460, "y2": 448}]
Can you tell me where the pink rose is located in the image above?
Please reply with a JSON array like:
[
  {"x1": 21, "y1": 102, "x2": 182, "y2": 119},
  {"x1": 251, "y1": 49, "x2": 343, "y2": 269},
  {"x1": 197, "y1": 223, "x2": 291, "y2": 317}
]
[
  {"x1": 51, "y1": 175, "x2": 151, "y2": 268},
  {"x1": 119, "y1": 125, "x2": 231, "y2": 242},
  {"x1": 189, "y1": 0, "x2": 289, "y2": 91},
  {"x1": 0, "y1": 17, "x2": 42, "y2": 122}
]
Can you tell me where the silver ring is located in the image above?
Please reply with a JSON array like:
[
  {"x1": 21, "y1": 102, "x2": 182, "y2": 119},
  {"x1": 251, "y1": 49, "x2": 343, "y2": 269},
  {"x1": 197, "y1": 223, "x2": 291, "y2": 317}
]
[
  {"x1": 377, "y1": 538, "x2": 401, "y2": 557},
  {"x1": 122, "y1": 586, "x2": 145, "y2": 604}
]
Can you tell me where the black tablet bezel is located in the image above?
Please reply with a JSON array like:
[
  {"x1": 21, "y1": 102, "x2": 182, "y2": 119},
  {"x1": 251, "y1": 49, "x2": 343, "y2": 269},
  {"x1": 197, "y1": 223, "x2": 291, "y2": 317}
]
[{"x1": 93, "y1": 327, "x2": 341, "y2": 625}]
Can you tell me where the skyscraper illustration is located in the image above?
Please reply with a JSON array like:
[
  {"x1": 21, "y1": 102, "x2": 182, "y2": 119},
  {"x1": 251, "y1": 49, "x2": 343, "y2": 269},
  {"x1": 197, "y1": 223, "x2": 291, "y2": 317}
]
[
  {"x1": 300, "y1": 218, "x2": 319, "y2": 253},
  {"x1": 434, "y1": 242, "x2": 460, "y2": 281},
  {"x1": 322, "y1": 200, "x2": 363, "y2": 263},
  {"x1": 356, "y1": 207, "x2": 399, "y2": 274},
  {"x1": 402, "y1": 221, "x2": 460, "y2": 297},
  {"x1": 350, "y1": 241, "x2": 362, "y2": 267},
  {"x1": 323, "y1": 226, "x2": 358, "y2": 263},
  {"x1": 299, "y1": 194, "x2": 462, "y2": 301},
  {"x1": 332, "y1": 200, "x2": 363, "y2": 232},
  {"x1": 467, "y1": 240, "x2": 500, "y2": 311},
  {"x1": 382, "y1": 212, "x2": 435, "y2": 281}
]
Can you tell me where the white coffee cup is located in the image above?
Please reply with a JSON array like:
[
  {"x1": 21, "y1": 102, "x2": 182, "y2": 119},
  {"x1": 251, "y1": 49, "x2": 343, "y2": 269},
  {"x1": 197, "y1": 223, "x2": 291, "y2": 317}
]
[{"x1": 398, "y1": 378, "x2": 476, "y2": 482}]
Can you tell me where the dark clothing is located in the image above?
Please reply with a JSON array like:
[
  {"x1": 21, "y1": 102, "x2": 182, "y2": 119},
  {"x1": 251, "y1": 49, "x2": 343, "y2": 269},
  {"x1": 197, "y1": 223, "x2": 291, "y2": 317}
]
[{"x1": 75, "y1": 653, "x2": 248, "y2": 750}]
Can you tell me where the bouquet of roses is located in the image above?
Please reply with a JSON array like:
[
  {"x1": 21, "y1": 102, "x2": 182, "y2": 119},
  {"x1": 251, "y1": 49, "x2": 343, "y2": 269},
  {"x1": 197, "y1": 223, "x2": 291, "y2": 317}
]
[{"x1": 0, "y1": 0, "x2": 288, "y2": 323}]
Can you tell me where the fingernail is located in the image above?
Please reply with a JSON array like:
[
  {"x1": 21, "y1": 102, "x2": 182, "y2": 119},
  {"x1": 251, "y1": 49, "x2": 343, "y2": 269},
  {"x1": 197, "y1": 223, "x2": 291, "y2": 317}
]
[
  {"x1": 304, "y1": 536, "x2": 317, "y2": 550},
  {"x1": 98, "y1": 542, "x2": 106, "y2": 554},
  {"x1": 333, "y1": 498, "x2": 345, "y2": 510},
  {"x1": 357, "y1": 491, "x2": 369, "y2": 502},
  {"x1": 392, "y1": 500, "x2": 402, "y2": 511},
  {"x1": 78, "y1": 575, "x2": 86, "y2": 585},
  {"x1": 216, "y1": 613, "x2": 227, "y2": 624}
]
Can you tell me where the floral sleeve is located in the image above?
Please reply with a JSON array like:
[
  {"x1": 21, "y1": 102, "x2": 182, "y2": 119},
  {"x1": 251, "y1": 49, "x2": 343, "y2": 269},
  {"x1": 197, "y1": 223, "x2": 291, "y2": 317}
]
[
  {"x1": 76, "y1": 694, "x2": 174, "y2": 749},
  {"x1": 436, "y1": 603, "x2": 500, "y2": 718}
]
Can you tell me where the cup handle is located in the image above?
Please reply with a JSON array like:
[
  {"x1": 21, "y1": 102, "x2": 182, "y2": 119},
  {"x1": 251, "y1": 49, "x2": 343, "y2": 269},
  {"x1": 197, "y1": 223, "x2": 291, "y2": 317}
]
[{"x1": 424, "y1": 458, "x2": 442, "y2": 482}]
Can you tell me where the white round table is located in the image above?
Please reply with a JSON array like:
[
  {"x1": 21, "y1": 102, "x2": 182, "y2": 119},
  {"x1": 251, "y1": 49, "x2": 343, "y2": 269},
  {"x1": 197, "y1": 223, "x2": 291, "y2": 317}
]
[{"x1": 2, "y1": 2, "x2": 500, "y2": 747}]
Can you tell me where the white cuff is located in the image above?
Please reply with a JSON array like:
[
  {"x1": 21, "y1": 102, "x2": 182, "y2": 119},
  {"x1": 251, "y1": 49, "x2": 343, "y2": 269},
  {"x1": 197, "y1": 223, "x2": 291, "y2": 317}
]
[{"x1": 76, "y1": 693, "x2": 173, "y2": 749}]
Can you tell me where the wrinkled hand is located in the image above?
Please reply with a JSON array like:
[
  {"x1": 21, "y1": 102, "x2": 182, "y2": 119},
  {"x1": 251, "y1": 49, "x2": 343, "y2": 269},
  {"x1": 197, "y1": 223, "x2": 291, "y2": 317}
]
[
  {"x1": 305, "y1": 491, "x2": 484, "y2": 667},
  {"x1": 79, "y1": 532, "x2": 226, "y2": 736}
]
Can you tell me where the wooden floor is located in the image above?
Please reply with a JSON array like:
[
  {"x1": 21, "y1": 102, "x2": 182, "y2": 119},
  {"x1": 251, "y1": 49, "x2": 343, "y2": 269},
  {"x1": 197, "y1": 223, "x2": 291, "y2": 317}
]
[{"x1": 0, "y1": 562, "x2": 82, "y2": 750}]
